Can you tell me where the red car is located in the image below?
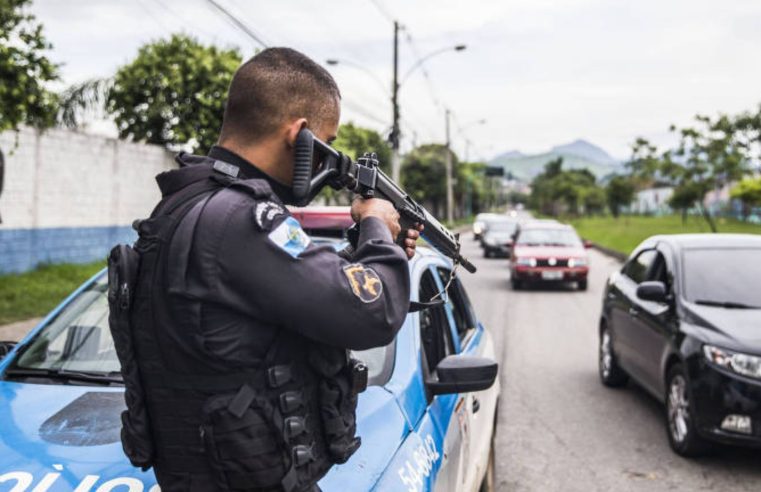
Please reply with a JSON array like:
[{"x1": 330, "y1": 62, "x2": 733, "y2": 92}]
[
  {"x1": 509, "y1": 221, "x2": 591, "y2": 290},
  {"x1": 288, "y1": 205, "x2": 353, "y2": 238}
]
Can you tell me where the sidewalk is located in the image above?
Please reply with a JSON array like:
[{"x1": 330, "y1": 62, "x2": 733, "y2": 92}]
[{"x1": 0, "y1": 317, "x2": 42, "y2": 342}]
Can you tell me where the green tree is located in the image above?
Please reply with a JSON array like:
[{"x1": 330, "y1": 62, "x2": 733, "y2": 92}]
[
  {"x1": 332, "y1": 122, "x2": 391, "y2": 172},
  {"x1": 583, "y1": 185, "x2": 606, "y2": 215},
  {"x1": 732, "y1": 104, "x2": 761, "y2": 163},
  {"x1": 0, "y1": 0, "x2": 59, "y2": 132},
  {"x1": 666, "y1": 113, "x2": 749, "y2": 232},
  {"x1": 456, "y1": 161, "x2": 493, "y2": 216},
  {"x1": 730, "y1": 176, "x2": 761, "y2": 219},
  {"x1": 529, "y1": 158, "x2": 604, "y2": 216},
  {"x1": 625, "y1": 137, "x2": 662, "y2": 187},
  {"x1": 319, "y1": 123, "x2": 391, "y2": 205},
  {"x1": 605, "y1": 175, "x2": 635, "y2": 218},
  {"x1": 106, "y1": 34, "x2": 241, "y2": 153},
  {"x1": 401, "y1": 144, "x2": 452, "y2": 218}
]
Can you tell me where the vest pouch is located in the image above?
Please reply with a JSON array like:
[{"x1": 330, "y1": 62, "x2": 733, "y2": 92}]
[
  {"x1": 107, "y1": 244, "x2": 155, "y2": 470},
  {"x1": 317, "y1": 358, "x2": 367, "y2": 464},
  {"x1": 200, "y1": 386, "x2": 288, "y2": 491}
]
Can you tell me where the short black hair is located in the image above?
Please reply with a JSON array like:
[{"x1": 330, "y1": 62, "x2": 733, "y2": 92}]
[{"x1": 219, "y1": 47, "x2": 341, "y2": 143}]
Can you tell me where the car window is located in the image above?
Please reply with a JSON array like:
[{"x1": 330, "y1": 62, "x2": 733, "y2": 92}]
[
  {"x1": 622, "y1": 249, "x2": 656, "y2": 283},
  {"x1": 437, "y1": 268, "x2": 477, "y2": 344},
  {"x1": 647, "y1": 252, "x2": 670, "y2": 286},
  {"x1": 419, "y1": 270, "x2": 455, "y2": 374},
  {"x1": 682, "y1": 247, "x2": 761, "y2": 306},
  {"x1": 12, "y1": 275, "x2": 120, "y2": 374}
]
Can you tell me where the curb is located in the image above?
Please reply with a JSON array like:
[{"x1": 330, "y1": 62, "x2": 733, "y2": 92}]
[{"x1": 590, "y1": 242, "x2": 628, "y2": 262}]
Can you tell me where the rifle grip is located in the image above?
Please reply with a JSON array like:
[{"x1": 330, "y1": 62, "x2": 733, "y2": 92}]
[{"x1": 396, "y1": 215, "x2": 418, "y2": 249}]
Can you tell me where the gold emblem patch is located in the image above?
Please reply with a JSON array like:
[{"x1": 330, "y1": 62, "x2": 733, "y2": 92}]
[{"x1": 343, "y1": 264, "x2": 383, "y2": 303}]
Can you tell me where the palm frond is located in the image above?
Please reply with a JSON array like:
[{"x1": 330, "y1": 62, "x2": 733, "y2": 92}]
[{"x1": 57, "y1": 78, "x2": 114, "y2": 129}]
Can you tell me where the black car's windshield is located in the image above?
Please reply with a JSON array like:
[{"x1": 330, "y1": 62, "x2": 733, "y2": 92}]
[
  {"x1": 488, "y1": 221, "x2": 518, "y2": 234},
  {"x1": 11, "y1": 274, "x2": 120, "y2": 375},
  {"x1": 683, "y1": 248, "x2": 761, "y2": 308},
  {"x1": 517, "y1": 228, "x2": 582, "y2": 247}
]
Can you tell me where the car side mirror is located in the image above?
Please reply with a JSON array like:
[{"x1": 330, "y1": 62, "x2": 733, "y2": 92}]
[
  {"x1": 636, "y1": 281, "x2": 668, "y2": 303},
  {"x1": 583, "y1": 239, "x2": 593, "y2": 249},
  {"x1": 0, "y1": 341, "x2": 17, "y2": 361},
  {"x1": 427, "y1": 355, "x2": 498, "y2": 396}
]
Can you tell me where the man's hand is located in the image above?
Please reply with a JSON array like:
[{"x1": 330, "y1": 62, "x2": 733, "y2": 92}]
[
  {"x1": 402, "y1": 224, "x2": 424, "y2": 259},
  {"x1": 351, "y1": 197, "x2": 401, "y2": 240}
]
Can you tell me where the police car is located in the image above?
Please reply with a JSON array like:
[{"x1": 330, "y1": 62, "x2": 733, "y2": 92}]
[{"x1": 0, "y1": 211, "x2": 500, "y2": 492}]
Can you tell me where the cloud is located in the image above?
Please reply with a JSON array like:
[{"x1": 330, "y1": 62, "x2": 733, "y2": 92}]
[{"x1": 30, "y1": 0, "x2": 761, "y2": 160}]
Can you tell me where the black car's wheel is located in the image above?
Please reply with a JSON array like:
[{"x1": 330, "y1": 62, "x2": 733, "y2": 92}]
[
  {"x1": 665, "y1": 364, "x2": 711, "y2": 457},
  {"x1": 511, "y1": 277, "x2": 522, "y2": 290},
  {"x1": 578, "y1": 279, "x2": 588, "y2": 291},
  {"x1": 484, "y1": 248, "x2": 493, "y2": 258},
  {"x1": 599, "y1": 323, "x2": 628, "y2": 387}
]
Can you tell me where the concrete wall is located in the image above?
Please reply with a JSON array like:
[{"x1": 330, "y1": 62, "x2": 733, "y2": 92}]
[{"x1": 0, "y1": 127, "x2": 177, "y2": 274}]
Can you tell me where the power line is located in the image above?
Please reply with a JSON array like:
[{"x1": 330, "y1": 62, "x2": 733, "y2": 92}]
[
  {"x1": 204, "y1": 0, "x2": 268, "y2": 48},
  {"x1": 134, "y1": 0, "x2": 171, "y2": 31},
  {"x1": 150, "y1": 0, "x2": 218, "y2": 39},
  {"x1": 367, "y1": 0, "x2": 395, "y2": 24}
]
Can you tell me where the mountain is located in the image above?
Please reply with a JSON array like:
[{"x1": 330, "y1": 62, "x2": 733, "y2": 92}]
[
  {"x1": 492, "y1": 150, "x2": 524, "y2": 160},
  {"x1": 551, "y1": 139, "x2": 618, "y2": 166},
  {"x1": 489, "y1": 139, "x2": 621, "y2": 182}
]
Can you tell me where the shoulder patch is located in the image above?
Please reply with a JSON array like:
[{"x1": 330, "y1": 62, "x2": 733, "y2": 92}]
[
  {"x1": 268, "y1": 216, "x2": 311, "y2": 258},
  {"x1": 253, "y1": 201, "x2": 286, "y2": 231},
  {"x1": 342, "y1": 264, "x2": 383, "y2": 303}
]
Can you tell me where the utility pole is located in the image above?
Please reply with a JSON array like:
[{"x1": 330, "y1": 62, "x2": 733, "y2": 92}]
[
  {"x1": 390, "y1": 21, "x2": 401, "y2": 183},
  {"x1": 445, "y1": 108, "x2": 454, "y2": 223}
]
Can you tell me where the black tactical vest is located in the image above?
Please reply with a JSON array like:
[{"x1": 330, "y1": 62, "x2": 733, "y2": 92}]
[{"x1": 108, "y1": 158, "x2": 366, "y2": 492}]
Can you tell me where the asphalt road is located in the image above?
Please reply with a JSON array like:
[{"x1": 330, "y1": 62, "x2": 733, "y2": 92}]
[{"x1": 457, "y1": 230, "x2": 761, "y2": 492}]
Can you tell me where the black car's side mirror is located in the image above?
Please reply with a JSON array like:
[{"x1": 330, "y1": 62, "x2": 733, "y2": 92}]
[
  {"x1": 636, "y1": 281, "x2": 668, "y2": 303},
  {"x1": 0, "y1": 341, "x2": 17, "y2": 361},
  {"x1": 427, "y1": 355, "x2": 498, "y2": 396}
]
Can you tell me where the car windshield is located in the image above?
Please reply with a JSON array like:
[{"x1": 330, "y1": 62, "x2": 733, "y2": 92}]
[
  {"x1": 517, "y1": 228, "x2": 581, "y2": 247},
  {"x1": 7, "y1": 270, "x2": 392, "y2": 384},
  {"x1": 683, "y1": 248, "x2": 761, "y2": 308},
  {"x1": 487, "y1": 221, "x2": 517, "y2": 234},
  {"x1": 12, "y1": 274, "x2": 120, "y2": 374}
]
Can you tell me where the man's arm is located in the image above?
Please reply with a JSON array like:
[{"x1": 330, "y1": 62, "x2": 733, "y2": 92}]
[{"x1": 214, "y1": 201, "x2": 411, "y2": 351}]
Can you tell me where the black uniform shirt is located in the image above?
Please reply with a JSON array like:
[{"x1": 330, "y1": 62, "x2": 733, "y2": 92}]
[{"x1": 159, "y1": 149, "x2": 411, "y2": 372}]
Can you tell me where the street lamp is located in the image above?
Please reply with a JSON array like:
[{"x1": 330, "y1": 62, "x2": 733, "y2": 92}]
[
  {"x1": 327, "y1": 32, "x2": 467, "y2": 184},
  {"x1": 399, "y1": 44, "x2": 467, "y2": 87}
]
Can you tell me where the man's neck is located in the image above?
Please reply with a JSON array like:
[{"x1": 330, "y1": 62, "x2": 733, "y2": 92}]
[
  {"x1": 208, "y1": 144, "x2": 294, "y2": 204},
  {"x1": 217, "y1": 139, "x2": 291, "y2": 186}
]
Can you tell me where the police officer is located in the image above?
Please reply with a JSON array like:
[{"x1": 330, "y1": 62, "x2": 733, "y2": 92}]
[{"x1": 121, "y1": 48, "x2": 420, "y2": 491}]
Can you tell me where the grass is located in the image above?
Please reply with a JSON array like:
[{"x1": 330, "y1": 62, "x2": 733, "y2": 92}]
[
  {"x1": 567, "y1": 215, "x2": 761, "y2": 255},
  {"x1": 0, "y1": 261, "x2": 106, "y2": 325}
]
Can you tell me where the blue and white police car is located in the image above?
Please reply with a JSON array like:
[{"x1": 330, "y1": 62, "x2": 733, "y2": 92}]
[{"x1": 0, "y1": 238, "x2": 500, "y2": 491}]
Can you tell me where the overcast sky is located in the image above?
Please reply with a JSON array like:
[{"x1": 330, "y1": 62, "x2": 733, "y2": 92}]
[{"x1": 31, "y1": 0, "x2": 761, "y2": 161}]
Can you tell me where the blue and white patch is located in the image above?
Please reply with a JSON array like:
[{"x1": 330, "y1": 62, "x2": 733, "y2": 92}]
[{"x1": 268, "y1": 216, "x2": 311, "y2": 258}]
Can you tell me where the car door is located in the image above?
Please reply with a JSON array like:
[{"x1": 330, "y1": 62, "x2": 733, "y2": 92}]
[
  {"x1": 610, "y1": 249, "x2": 657, "y2": 380},
  {"x1": 436, "y1": 267, "x2": 496, "y2": 492},
  {"x1": 416, "y1": 268, "x2": 466, "y2": 491},
  {"x1": 626, "y1": 246, "x2": 676, "y2": 395}
]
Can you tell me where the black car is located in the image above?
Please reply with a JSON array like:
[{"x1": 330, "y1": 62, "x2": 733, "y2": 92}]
[
  {"x1": 480, "y1": 218, "x2": 518, "y2": 258},
  {"x1": 598, "y1": 234, "x2": 761, "y2": 456}
]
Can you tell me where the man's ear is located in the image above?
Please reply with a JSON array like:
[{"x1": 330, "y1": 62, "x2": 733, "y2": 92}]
[{"x1": 285, "y1": 118, "x2": 308, "y2": 147}]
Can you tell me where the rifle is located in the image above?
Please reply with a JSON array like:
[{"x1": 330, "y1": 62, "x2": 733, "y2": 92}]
[{"x1": 291, "y1": 129, "x2": 477, "y2": 274}]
